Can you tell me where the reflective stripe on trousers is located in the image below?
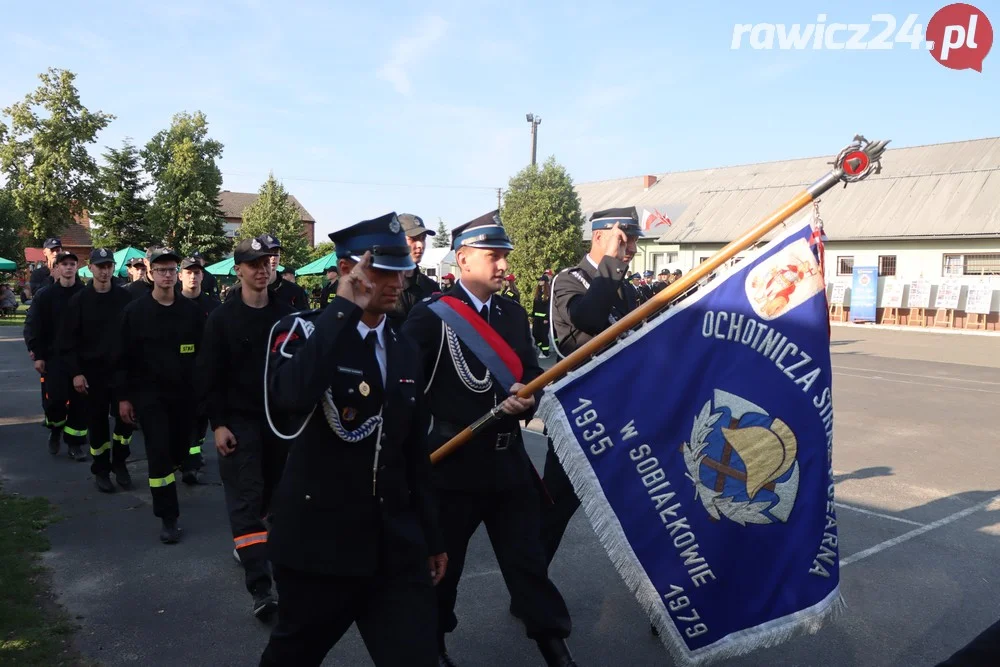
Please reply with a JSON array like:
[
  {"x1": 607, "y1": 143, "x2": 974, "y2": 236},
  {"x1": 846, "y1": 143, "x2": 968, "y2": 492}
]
[
  {"x1": 149, "y1": 473, "x2": 176, "y2": 488},
  {"x1": 234, "y1": 531, "x2": 268, "y2": 549}
]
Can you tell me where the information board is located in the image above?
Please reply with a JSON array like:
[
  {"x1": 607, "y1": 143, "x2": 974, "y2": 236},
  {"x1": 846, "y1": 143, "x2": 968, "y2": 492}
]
[
  {"x1": 829, "y1": 283, "x2": 847, "y2": 305},
  {"x1": 908, "y1": 280, "x2": 931, "y2": 308},
  {"x1": 850, "y1": 266, "x2": 878, "y2": 322},
  {"x1": 934, "y1": 280, "x2": 962, "y2": 310},
  {"x1": 881, "y1": 281, "x2": 904, "y2": 308},
  {"x1": 966, "y1": 284, "x2": 995, "y2": 315}
]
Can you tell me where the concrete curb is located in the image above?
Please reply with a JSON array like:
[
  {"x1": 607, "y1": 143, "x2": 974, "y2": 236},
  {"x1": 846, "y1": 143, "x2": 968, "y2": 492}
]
[{"x1": 831, "y1": 321, "x2": 1000, "y2": 337}]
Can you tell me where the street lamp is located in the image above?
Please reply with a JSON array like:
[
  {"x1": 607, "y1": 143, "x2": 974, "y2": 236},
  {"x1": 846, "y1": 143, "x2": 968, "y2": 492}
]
[{"x1": 526, "y1": 113, "x2": 541, "y2": 166}]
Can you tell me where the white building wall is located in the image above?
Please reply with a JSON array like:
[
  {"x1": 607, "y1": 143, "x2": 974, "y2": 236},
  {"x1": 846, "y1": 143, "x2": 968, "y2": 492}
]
[{"x1": 633, "y1": 237, "x2": 1000, "y2": 313}]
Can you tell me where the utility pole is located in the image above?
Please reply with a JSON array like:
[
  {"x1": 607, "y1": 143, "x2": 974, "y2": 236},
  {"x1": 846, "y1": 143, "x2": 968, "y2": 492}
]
[
  {"x1": 525, "y1": 113, "x2": 541, "y2": 166},
  {"x1": 497, "y1": 188, "x2": 502, "y2": 210}
]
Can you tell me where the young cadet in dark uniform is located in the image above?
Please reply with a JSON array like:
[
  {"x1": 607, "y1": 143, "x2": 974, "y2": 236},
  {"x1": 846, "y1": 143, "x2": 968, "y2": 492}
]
[
  {"x1": 190, "y1": 250, "x2": 219, "y2": 299},
  {"x1": 403, "y1": 211, "x2": 576, "y2": 667},
  {"x1": 226, "y1": 235, "x2": 310, "y2": 311},
  {"x1": 318, "y1": 266, "x2": 338, "y2": 308},
  {"x1": 501, "y1": 274, "x2": 520, "y2": 302},
  {"x1": 28, "y1": 237, "x2": 62, "y2": 297},
  {"x1": 126, "y1": 246, "x2": 183, "y2": 301},
  {"x1": 196, "y1": 238, "x2": 292, "y2": 620},
  {"x1": 532, "y1": 274, "x2": 552, "y2": 357},
  {"x1": 114, "y1": 248, "x2": 205, "y2": 544},
  {"x1": 58, "y1": 249, "x2": 135, "y2": 492},
  {"x1": 24, "y1": 250, "x2": 88, "y2": 459},
  {"x1": 125, "y1": 257, "x2": 146, "y2": 284},
  {"x1": 180, "y1": 256, "x2": 221, "y2": 482},
  {"x1": 259, "y1": 213, "x2": 446, "y2": 667},
  {"x1": 544, "y1": 207, "x2": 642, "y2": 566},
  {"x1": 388, "y1": 213, "x2": 439, "y2": 326}
]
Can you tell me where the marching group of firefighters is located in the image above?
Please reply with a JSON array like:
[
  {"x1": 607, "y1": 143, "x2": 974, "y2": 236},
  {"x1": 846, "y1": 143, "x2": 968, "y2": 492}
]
[{"x1": 21, "y1": 206, "x2": 652, "y2": 667}]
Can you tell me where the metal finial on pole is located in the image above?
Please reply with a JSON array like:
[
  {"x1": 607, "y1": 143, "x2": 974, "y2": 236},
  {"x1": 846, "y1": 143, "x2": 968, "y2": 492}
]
[{"x1": 526, "y1": 113, "x2": 541, "y2": 166}]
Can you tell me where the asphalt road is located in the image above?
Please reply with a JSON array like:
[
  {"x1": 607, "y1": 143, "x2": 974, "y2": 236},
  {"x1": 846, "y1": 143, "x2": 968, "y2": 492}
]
[{"x1": 1, "y1": 324, "x2": 999, "y2": 667}]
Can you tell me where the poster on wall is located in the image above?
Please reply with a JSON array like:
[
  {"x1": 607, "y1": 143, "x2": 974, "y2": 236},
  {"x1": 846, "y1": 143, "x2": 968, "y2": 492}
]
[
  {"x1": 882, "y1": 281, "x2": 904, "y2": 308},
  {"x1": 829, "y1": 283, "x2": 847, "y2": 305},
  {"x1": 965, "y1": 284, "x2": 995, "y2": 314},
  {"x1": 908, "y1": 279, "x2": 931, "y2": 308},
  {"x1": 850, "y1": 266, "x2": 878, "y2": 322},
  {"x1": 934, "y1": 280, "x2": 962, "y2": 310}
]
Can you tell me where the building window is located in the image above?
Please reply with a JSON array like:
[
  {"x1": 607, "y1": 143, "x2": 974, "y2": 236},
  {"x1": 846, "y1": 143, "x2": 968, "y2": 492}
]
[
  {"x1": 878, "y1": 255, "x2": 896, "y2": 276},
  {"x1": 650, "y1": 252, "x2": 678, "y2": 275},
  {"x1": 837, "y1": 256, "x2": 854, "y2": 276},
  {"x1": 963, "y1": 253, "x2": 1000, "y2": 276}
]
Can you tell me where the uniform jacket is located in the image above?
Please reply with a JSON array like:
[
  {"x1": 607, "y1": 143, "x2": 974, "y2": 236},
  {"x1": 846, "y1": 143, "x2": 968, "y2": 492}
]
[
  {"x1": 402, "y1": 284, "x2": 542, "y2": 492},
  {"x1": 550, "y1": 256, "x2": 638, "y2": 357},
  {"x1": 265, "y1": 299, "x2": 442, "y2": 577},
  {"x1": 57, "y1": 283, "x2": 132, "y2": 380},
  {"x1": 23, "y1": 280, "x2": 85, "y2": 363}
]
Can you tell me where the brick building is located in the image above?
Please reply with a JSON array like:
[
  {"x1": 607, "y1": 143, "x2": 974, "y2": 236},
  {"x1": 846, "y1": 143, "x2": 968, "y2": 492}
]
[{"x1": 218, "y1": 191, "x2": 316, "y2": 246}]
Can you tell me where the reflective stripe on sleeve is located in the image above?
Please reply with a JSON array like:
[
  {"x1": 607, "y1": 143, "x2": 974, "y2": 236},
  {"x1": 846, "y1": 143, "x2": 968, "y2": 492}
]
[
  {"x1": 113, "y1": 433, "x2": 132, "y2": 445},
  {"x1": 188, "y1": 445, "x2": 201, "y2": 456},
  {"x1": 90, "y1": 441, "x2": 111, "y2": 457}
]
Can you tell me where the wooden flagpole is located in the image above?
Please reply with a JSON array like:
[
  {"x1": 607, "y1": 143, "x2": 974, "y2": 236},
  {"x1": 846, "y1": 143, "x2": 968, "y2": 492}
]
[{"x1": 431, "y1": 136, "x2": 890, "y2": 464}]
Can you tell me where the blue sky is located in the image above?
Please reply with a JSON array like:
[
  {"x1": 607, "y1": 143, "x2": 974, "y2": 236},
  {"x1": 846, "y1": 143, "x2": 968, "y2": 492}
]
[{"x1": 2, "y1": 0, "x2": 997, "y2": 240}]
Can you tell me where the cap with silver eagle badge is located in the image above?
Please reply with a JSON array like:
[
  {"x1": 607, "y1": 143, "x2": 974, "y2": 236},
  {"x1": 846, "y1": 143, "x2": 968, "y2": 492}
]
[
  {"x1": 89, "y1": 248, "x2": 114, "y2": 265},
  {"x1": 590, "y1": 206, "x2": 644, "y2": 237},
  {"x1": 328, "y1": 212, "x2": 415, "y2": 271},
  {"x1": 451, "y1": 210, "x2": 514, "y2": 251}
]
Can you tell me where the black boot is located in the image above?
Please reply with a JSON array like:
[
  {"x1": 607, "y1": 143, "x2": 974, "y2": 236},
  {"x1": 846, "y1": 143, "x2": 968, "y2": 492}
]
[
  {"x1": 94, "y1": 474, "x2": 115, "y2": 493},
  {"x1": 252, "y1": 588, "x2": 278, "y2": 620},
  {"x1": 536, "y1": 637, "x2": 578, "y2": 667},
  {"x1": 113, "y1": 465, "x2": 132, "y2": 490},
  {"x1": 438, "y1": 636, "x2": 458, "y2": 667},
  {"x1": 159, "y1": 518, "x2": 183, "y2": 544},
  {"x1": 67, "y1": 444, "x2": 87, "y2": 461},
  {"x1": 47, "y1": 428, "x2": 61, "y2": 455}
]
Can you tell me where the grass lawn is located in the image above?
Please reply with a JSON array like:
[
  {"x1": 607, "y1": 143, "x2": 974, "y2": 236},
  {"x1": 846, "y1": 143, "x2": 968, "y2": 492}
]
[
  {"x1": 0, "y1": 487, "x2": 89, "y2": 666},
  {"x1": 0, "y1": 306, "x2": 27, "y2": 328}
]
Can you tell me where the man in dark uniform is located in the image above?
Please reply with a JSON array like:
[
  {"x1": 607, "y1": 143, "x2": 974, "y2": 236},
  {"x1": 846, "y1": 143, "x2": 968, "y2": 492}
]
[
  {"x1": 28, "y1": 237, "x2": 62, "y2": 297},
  {"x1": 115, "y1": 248, "x2": 205, "y2": 544},
  {"x1": 319, "y1": 266, "x2": 338, "y2": 308},
  {"x1": 652, "y1": 267, "x2": 669, "y2": 294},
  {"x1": 180, "y1": 255, "x2": 221, "y2": 483},
  {"x1": 125, "y1": 257, "x2": 146, "y2": 284},
  {"x1": 127, "y1": 246, "x2": 183, "y2": 301},
  {"x1": 59, "y1": 248, "x2": 135, "y2": 491},
  {"x1": 639, "y1": 271, "x2": 655, "y2": 302},
  {"x1": 258, "y1": 212, "x2": 446, "y2": 667},
  {"x1": 389, "y1": 213, "x2": 439, "y2": 324},
  {"x1": 544, "y1": 207, "x2": 642, "y2": 566},
  {"x1": 404, "y1": 211, "x2": 576, "y2": 667},
  {"x1": 24, "y1": 250, "x2": 88, "y2": 459},
  {"x1": 191, "y1": 250, "x2": 219, "y2": 299},
  {"x1": 226, "y1": 235, "x2": 310, "y2": 311},
  {"x1": 198, "y1": 238, "x2": 292, "y2": 619}
]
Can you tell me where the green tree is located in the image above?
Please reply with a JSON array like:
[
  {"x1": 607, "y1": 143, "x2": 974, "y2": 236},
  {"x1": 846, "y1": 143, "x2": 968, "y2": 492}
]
[
  {"x1": 0, "y1": 189, "x2": 27, "y2": 269},
  {"x1": 90, "y1": 138, "x2": 152, "y2": 250},
  {"x1": 0, "y1": 68, "x2": 114, "y2": 243},
  {"x1": 234, "y1": 172, "x2": 311, "y2": 269},
  {"x1": 142, "y1": 111, "x2": 226, "y2": 258},
  {"x1": 433, "y1": 218, "x2": 450, "y2": 248},
  {"x1": 500, "y1": 156, "x2": 584, "y2": 310},
  {"x1": 311, "y1": 241, "x2": 335, "y2": 260}
]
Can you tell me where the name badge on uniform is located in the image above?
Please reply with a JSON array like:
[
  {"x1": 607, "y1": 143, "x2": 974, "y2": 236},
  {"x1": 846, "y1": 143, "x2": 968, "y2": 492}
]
[
  {"x1": 337, "y1": 366, "x2": 363, "y2": 376},
  {"x1": 180, "y1": 344, "x2": 195, "y2": 354}
]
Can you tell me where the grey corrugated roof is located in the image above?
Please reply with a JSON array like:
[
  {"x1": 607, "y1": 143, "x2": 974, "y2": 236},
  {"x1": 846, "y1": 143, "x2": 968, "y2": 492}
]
[
  {"x1": 218, "y1": 191, "x2": 316, "y2": 223},
  {"x1": 576, "y1": 137, "x2": 1000, "y2": 242}
]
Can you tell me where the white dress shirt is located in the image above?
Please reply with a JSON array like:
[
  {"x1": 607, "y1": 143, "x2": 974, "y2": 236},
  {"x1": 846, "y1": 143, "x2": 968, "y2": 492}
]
[
  {"x1": 356, "y1": 316, "x2": 387, "y2": 385},
  {"x1": 458, "y1": 281, "x2": 492, "y2": 320}
]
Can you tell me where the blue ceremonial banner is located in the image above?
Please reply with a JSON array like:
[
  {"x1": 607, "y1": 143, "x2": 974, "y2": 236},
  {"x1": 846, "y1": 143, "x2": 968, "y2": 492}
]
[
  {"x1": 850, "y1": 266, "x2": 878, "y2": 322},
  {"x1": 538, "y1": 212, "x2": 843, "y2": 665}
]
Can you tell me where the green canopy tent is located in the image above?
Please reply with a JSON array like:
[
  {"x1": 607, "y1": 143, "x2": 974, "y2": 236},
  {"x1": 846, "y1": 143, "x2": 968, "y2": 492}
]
[
  {"x1": 205, "y1": 257, "x2": 283, "y2": 277},
  {"x1": 0, "y1": 257, "x2": 16, "y2": 271},
  {"x1": 78, "y1": 247, "x2": 145, "y2": 278},
  {"x1": 295, "y1": 252, "x2": 338, "y2": 276}
]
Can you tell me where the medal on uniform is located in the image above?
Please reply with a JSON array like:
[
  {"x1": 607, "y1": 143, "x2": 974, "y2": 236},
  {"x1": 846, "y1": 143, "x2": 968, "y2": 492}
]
[
  {"x1": 341, "y1": 406, "x2": 357, "y2": 422},
  {"x1": 359, "y1": 381, "x2": 370, "y2": 397}
]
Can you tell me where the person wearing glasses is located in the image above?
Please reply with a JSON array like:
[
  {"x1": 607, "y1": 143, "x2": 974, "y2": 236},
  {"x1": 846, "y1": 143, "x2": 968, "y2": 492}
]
[
  {"x1": 127, "y1": 246, "x2": 182, "y2": 301},
  {"x1": 114, "y1": 248, "x2": 205, "y2": 544},
  {"x1": 195, "y1": 237, "x2": 293, "y2": 620}
]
